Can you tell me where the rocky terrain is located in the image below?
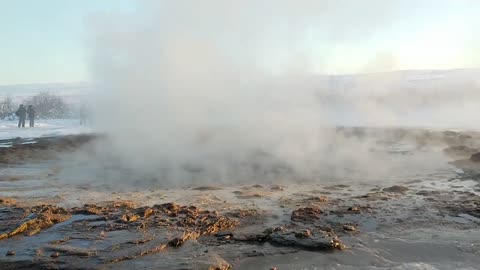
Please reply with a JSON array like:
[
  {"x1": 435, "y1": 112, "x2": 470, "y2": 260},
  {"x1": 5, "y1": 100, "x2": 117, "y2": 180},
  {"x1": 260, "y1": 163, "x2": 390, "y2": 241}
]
[{"x1": 1, "y1": 128, "x2": 480, "y2": 269}]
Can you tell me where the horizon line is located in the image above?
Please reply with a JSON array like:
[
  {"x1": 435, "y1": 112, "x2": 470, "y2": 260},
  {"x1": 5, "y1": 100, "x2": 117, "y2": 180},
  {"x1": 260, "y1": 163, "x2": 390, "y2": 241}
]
[{"x1": 1, "y1": 67, "x2": 480, "y2": 87}]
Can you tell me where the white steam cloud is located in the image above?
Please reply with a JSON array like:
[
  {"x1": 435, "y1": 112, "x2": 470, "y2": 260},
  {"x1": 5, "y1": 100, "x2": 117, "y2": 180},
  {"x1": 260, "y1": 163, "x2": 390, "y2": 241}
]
[{"x1": 80, "y1": 1, "x2": 480, "y2": 187}]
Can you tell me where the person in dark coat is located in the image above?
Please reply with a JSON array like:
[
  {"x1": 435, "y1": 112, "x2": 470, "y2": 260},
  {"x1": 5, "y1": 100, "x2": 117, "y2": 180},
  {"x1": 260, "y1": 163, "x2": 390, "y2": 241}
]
[
  {"x1": 15, "y1": 104, "x2": 26, "y2": 128},
  {"x1": 27, "y1": 105, "x2": 35, "y2": 127}
]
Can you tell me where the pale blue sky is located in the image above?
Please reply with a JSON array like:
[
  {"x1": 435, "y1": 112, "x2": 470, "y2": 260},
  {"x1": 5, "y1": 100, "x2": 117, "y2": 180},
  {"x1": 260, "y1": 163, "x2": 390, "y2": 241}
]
[
  {"x1": 0, "y1": 0, "x2": 479, "y2": 85},
  {"x1": 0, "y1": 0, "x2": 136, "y2": 85}
]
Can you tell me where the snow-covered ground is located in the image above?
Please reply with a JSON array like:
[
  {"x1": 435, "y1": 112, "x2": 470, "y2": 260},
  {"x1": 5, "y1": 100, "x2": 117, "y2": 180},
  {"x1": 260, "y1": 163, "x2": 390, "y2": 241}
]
[{"x1": 0, "y1": 119, "x2": 92, "y2": 141}]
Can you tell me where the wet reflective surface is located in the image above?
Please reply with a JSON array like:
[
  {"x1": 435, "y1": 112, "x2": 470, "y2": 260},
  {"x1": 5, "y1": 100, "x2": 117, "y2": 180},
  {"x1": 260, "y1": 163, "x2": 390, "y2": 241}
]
[{"x1": 1, "y1": 128, "x2": 480, "y2": 269}]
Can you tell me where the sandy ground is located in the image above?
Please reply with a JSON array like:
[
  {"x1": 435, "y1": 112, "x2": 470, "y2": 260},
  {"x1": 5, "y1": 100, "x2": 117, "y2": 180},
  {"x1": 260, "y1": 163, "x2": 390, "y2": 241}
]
[{"x1": 0, "y1": 128, "x2": 480, "y2": 270}]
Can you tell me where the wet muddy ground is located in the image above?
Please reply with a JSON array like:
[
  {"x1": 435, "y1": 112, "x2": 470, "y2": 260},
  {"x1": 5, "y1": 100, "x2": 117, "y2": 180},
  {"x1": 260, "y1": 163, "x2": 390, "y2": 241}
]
[{"x1": 1, "y1": 128, "x2": 480, "y2": 269}]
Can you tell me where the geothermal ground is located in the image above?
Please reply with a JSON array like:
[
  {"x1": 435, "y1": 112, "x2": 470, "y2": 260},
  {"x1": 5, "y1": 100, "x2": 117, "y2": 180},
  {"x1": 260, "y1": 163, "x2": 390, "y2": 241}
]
[{"x1": 1, "y1": 128, "x2": 480, "y2": 270}]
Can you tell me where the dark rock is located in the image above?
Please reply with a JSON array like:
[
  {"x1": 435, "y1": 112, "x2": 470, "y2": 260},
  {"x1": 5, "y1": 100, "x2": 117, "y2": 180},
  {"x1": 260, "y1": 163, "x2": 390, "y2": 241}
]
[
  {"x1": 294, "y1": 229, "x2": 312, "y2": 238},
  {"x1": 120, "y1": 213, "x2": 140, "y2": 223},
  {"x1": 302, "y1": 196, "x2": 328, "y2": 203},
  {"x1": 71, "y1": 204, "x2": 106, "y2": 215},
  {"x1": 155, "y1": 202, "x2": 180, "y2": 212},
  {"x1": 137, "y1": 207, "x2": 154, "y2": 218},
  {"x1": 191, "y1": 186, "x2": 223, "y2": 191},
  {"x1": 324, "y1": 184, "x2": 349, "y2": 190},
  {"x1": 268, "y1": 230, "x2": 344, "y2": 250},
  {"x1": 0, "y1": 197, "x2": 17, "y2": 205},
  {"x1": 169, "y1": 231, "x2": 200, "y2": 247},
  {"x1": 227, "y1": 209, "x2": 259, "y2": 218},
  {"x1": 111, "y1": 200, "x2": 136, "y2": 209},
  {"x1": 0, "y1": 205, "x2": 71, "y2": 240},
  {"x1": 270, "y1": 185, "x2": 284, "y2": 191},
  {"x1": 215, "y1": 231, "x2": 233, "y2": 240},
  {"x1": 470, "y1": 153, "x2": 480, "y2": 162},
  {"x1": 263, "y1": 226, "x2": 286, "y2": 235},
  {"x1": 443, "y1": 131, "x2": 458, "y2": 136},
  {"x1": 383, "y1": 185, "x2": 409, "y2": 194},
  {"x1": 233, "y1": 233, "x2": 269, "y2": 242},
  {"x1": 50, "y1": 252, "x2": 60, "y2": 258},
  {"x1": 291, "y1": 207, "x2": 323, "y2": 222},
  {"x1": 416, "y1": 190, "x2": 442, "y2": 196},
  {"x1": 347, "y1": 206, "x2": 360, "y2": 213},
  {"x1": 343, "y1": 224, "x2": 356, "y2": 231},
  {"x1": 444, "y1": 145, "x2": 479, "y2": 157},
  {"x1": 211, "y1": 264, "x2": 232, "y2": 270}
]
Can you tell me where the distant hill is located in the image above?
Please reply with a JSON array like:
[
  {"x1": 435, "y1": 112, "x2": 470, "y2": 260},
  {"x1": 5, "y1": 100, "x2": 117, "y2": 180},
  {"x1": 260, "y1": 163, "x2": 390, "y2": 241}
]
[
  {"x1": 316, "y1": 68, "x2": 480, "y2": 95},
  {"x1": 0, "y1": 68, "x2": 479, "y2": 104}
]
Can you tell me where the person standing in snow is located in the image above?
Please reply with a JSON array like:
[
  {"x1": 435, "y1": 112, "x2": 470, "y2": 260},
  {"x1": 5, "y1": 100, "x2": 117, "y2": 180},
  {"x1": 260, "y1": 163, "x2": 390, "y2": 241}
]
[
  {"x1": 15, "y1": 104, "x2": 27, "y2": 128},
  {"x1": 27, "y1": 105, "x2": 35, "y2": 127}
]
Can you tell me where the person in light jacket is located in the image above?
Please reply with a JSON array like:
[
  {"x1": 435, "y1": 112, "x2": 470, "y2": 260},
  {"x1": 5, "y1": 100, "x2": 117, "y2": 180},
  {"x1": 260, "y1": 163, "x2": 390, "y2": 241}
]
[{"x1": 27, "y1": 105, "x2": 35, "y2": 127}]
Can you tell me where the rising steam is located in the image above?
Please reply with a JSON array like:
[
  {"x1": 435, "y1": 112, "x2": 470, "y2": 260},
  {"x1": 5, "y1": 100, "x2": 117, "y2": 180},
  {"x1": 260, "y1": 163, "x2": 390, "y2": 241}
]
[{"x1": 77, "y1": 1, "x2": 480, "y2": 186}]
